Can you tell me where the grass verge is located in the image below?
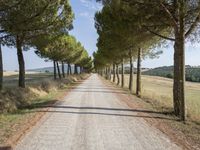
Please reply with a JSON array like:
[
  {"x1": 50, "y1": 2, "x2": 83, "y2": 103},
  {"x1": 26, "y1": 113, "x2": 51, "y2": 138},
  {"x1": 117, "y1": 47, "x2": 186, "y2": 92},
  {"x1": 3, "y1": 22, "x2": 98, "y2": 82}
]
[
  {"x1": 108, "y1": 75, "x2": 200, "y2": 149},
  {"x1": 0, "y1": 73, "x2": 90, "y2": 146}
]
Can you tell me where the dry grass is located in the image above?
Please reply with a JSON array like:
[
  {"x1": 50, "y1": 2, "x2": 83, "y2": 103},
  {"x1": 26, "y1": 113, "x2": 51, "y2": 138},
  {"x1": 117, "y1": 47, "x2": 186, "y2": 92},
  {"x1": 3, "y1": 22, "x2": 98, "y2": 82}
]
[
  {"x1": 3, "y1": 72, "x2": 54, "y2": 87},
  {"x1": 0, "y1": 91, "x2": 63, "y2": 144},
  {"x1": 112, "y1": 74, "x2": 200, "y2": 123},
  {"x1": 3, "y1": 71, "x2": 38, "y2": 77},
  {"x1": 0, "y1": 73, "x2": 90, "y2": 144}
]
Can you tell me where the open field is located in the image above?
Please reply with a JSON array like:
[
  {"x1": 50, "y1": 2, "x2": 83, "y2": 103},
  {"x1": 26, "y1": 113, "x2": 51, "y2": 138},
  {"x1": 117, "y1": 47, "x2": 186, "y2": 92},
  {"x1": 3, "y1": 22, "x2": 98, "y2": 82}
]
[
  {"x1": 115, "y1": 74, "x2": 200, "y2": 123},
  {"x1": 3, "y1": 71, "x2": 53, "y2": 87},
  {"x1": 3, "y1": 71, "x2": 39, "y2": 76}
]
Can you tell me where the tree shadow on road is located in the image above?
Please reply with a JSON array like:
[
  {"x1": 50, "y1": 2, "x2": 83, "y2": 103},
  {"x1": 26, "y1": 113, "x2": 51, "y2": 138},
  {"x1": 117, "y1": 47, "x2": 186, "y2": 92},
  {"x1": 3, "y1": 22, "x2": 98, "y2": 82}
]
[
  {"x1": 23, "y1": 104, "x2": 177, "y2": 121},
  {"x1": 36, "y1": 105, "x2": 169, "y2": 114},
  {"x1": 69, "y1": 90, "x2": 129, "y2": 94},
  {"x1": 35, "y1": 109, "x2": 177, "y2": 121},
  {"x1": 0, "y1": 146, "x2": 12, "y2": 150}
]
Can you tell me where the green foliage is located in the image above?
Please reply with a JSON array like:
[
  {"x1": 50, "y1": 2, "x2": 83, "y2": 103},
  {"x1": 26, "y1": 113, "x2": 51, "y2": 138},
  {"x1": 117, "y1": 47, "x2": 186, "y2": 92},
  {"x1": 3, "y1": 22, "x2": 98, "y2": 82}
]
[
  {"x1": 143, "y1": 66, "x2": 200, "y2": 82},
  {"x1": 0, "y1": 0, "x2": 92, "y2": 87},
  {"x1": 0, "y1": 0, "x2": 74, "y2": 45},
  {"x1": 33, "y1": 34, "x2": 92, "y2": 71},
  {"x1": 93, "y1": 0, "x2": 162, "y2": 70}
]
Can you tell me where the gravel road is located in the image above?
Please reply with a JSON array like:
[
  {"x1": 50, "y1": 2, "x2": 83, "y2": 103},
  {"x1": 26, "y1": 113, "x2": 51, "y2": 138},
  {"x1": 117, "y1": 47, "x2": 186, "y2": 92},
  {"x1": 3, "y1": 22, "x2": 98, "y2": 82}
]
[{"x1": 15, "y1": 74, "x2": 181, "y2": 150}]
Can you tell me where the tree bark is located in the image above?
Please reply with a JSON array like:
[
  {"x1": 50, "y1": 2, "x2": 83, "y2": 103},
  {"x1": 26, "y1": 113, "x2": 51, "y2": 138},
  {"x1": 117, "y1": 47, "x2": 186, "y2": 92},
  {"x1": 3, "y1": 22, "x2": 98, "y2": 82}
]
[
  {"x1": 16, "y1": 36, "x2": 25, "y2": 88},
  {"x1": 113, "y1": 64, "x2": 116, "y2": 83},
  {"x1": 104, "y1": 68, "x2": 106, "y2": 78},
  {"x1": 129, "y1": 56, "x2": 133, "y2": 92},
  {"x1": 116, "y1": 65, "x2": 120, "y2": 85},
  {"x1": 67, "y1": 63, "x2": 70, "y2": 75},
  {"x1": 108, "y1": 67, "x2": 111, "y2": 80},
  {"x1": 69, "y1": 64, "x2": 72, "y2": 75},
  {"x1": 80, "y1": 67, "x2": 82, "y2": 74},
  {"x1": 0, "y1": 43, "x2": 3, "y2": 90},
  {"x1": 74, "y1": 64, "x2": 78, "y2": 74},
  {"x1": 105, "y1": 67, "x2": 108, "y2": 79},
  {"x1": 173, "y1": 1, "x2": 186, "y2": 121},
  {"x1": 61, "y1": 61, "x2": 65, "y2": 78},
  {"x1": 56, "y1": 62, "x2": 61, "y2": 79},
  {"x1": 121, "y1": 59, "x2": 124, "y2": 88},
  {"x1": 136, "y1": 48, "x2": 141, "y2": 97},
  {"x1": 108, "y1": 67, "x2": 110, "y2": 79},
  {"x1": 109, "y1": 66, "x2": 112, "y2": 80},
  {"x1": 53, "y1": 60, "x2": 57, "y2": 80},
  {"x1": 108, "y1": 67, "x2": 110, "y2": 80}
]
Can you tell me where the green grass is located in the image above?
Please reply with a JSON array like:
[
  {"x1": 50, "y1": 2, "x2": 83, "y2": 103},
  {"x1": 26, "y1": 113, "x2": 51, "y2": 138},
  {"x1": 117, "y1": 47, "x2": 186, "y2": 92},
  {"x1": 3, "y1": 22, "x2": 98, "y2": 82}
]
[{"x1": 115, "y1": 74, "x2": 200, "y2": 123}]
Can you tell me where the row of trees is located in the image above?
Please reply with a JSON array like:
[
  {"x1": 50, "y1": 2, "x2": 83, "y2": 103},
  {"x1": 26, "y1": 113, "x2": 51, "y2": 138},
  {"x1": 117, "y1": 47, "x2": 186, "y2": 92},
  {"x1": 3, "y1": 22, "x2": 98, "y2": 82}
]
[
  {"x1": 94, "y1": 0, "x2": 200, "y2": 121},
  {"x1": 143, "y1": 66, "x2": 200, "y2": 83},
  {"x1": 0, "y1": 0, "x2": 92, "y2": 89},
  {"x1": 33, "y1": 34, "x2": 92, "y2": 80}
]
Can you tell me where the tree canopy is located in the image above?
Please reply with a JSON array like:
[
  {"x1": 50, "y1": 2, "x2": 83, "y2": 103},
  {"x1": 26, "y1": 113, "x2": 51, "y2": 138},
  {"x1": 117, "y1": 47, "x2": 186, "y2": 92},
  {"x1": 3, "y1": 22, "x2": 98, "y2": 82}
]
[{"x1": 94, "y1": 0, "x2": 200, "y2": 121}]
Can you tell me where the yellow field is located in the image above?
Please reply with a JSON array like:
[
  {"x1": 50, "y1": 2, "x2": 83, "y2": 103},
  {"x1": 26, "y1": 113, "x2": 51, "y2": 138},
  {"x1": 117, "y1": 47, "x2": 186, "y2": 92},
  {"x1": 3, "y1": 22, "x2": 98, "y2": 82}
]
[
  {"x1": 115, "y1": 74, "x2": 200, "y2": 123},
  {"x1": 3, "y1": 71, "x2": 38, "y2": 76}
]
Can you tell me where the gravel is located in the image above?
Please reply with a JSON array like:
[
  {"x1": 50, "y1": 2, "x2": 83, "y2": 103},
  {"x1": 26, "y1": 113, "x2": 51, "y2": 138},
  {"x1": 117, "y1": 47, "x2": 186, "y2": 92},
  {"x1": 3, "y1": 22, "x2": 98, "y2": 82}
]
[{"x1": 15, "y1": 74, "x2": 181, "y2": 150}]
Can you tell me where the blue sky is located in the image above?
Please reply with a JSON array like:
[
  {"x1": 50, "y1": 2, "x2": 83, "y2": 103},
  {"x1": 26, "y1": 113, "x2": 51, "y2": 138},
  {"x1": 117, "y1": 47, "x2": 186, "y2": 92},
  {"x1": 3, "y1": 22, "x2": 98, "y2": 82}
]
[{"x1": 2, "y1": 0, "x2": 200, "y2": 71}]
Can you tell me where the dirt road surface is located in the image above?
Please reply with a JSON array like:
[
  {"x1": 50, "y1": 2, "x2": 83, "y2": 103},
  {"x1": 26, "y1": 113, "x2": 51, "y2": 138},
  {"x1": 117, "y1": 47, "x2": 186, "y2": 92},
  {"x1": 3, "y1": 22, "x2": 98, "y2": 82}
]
[{"x1": 15, "y1": 74, "x2": 181, "y2": 150}]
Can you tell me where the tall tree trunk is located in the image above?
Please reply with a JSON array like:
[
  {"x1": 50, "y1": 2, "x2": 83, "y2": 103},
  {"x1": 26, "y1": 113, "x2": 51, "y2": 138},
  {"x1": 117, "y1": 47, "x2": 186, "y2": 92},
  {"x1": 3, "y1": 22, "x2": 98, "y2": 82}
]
[
  {"x1": 136, "y1": 48, "x2": 141, "y2": 97},
  {"x1": 56, "y1": 62, "x2": 61, "y2": 79},
  {"x1": 61, "y1": 61, "x2": 65, "y2": 78},
  {"x1": 113, "y1": 64, "x2": 116, "y2": 83},
  {"x1": 67, "y1": 63, "x2": 70, "y2": 75},
  {"x1": 104, "y1": 68, "x2": 106, "y2": 78},
  {"x1": 109, "y1": 66, "x2": 112, "y2": 80},
  {"x1": 129, "y1": 56, "x2": 133, "y2": 92},
  {"x1": 74, "y1": 64, "x2": 78, "y2": 74},
  {"x1": 105, "y1": 67, "x2": 108, "y2": 79},
  {"x1": 69, "y1": 64, "x2": 72, "y2": 75},
  {"x1": 80, "y1": 66, "x2": 82, "y2": 74},
  {"x1": 16, "y1": 36, "x2": 25, "y2": 88},
  {"x1": 0, "y1": 43, "x2": 3, "y2": 90},
  {"x1": 173, "y1": 2, "x2": 186, "y2": 121},
  {"x1": 173, "y1": 33, "x2": 180, "y2": 117},
  {"x1": 121, "y1": 59, "x2": 124, "y2": 88},
  {"x1": 53, "y1": 60, "x2": 57, "y2": 80},
  {"x1": 108, "y1": 67, "x2": 111, "y2": 80},
  {"x1": 116, "y1": 65, "x2": 120, "y2": 85}
]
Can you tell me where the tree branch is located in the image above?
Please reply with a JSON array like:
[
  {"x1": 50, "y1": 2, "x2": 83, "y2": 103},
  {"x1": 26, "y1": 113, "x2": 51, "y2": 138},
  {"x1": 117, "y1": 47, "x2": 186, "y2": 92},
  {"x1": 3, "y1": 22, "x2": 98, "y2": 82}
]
[
  {"x1": 160, "y1": 1, "x2": 178, "y2": 28},
  {"x1": 144, "y1": 26, "x2": 175, "y2": 41},
  {"x1": 185, "y1": 12, "x2": 200, "y2": 38}
]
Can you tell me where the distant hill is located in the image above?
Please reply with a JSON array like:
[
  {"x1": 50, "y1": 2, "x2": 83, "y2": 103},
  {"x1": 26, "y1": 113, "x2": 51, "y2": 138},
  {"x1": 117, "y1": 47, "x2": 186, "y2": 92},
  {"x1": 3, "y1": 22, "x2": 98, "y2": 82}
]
[
  {"x1": 28, "y1": 67, "x2": 54, "y2": 73},
  {"x1": 27, "y1": 64, "x2": 75, "y2": 73},
  {"x1": 143, "y1": 65, "x2": 200, "y2": 82}
]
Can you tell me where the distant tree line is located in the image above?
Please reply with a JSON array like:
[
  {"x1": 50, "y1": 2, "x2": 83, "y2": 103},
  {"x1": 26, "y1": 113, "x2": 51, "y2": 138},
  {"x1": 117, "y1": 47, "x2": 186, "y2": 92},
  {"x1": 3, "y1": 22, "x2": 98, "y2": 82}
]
[
  {"x1": 0, "y1": 0, "x2": 92, "y2": 89},
  {"x1": 143, "y1": 66, "x2": 200, "y2": 83}
]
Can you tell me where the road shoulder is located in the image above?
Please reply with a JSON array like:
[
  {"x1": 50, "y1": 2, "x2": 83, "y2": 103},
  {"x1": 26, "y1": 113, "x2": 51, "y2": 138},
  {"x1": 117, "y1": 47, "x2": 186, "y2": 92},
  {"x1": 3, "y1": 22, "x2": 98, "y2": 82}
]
[
  {"x1": 0, "y1": 74, "x2": 90, "y2": 149},
  {"x1": 100, "y1": 76, "x2": 200, "y2": 150}
]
